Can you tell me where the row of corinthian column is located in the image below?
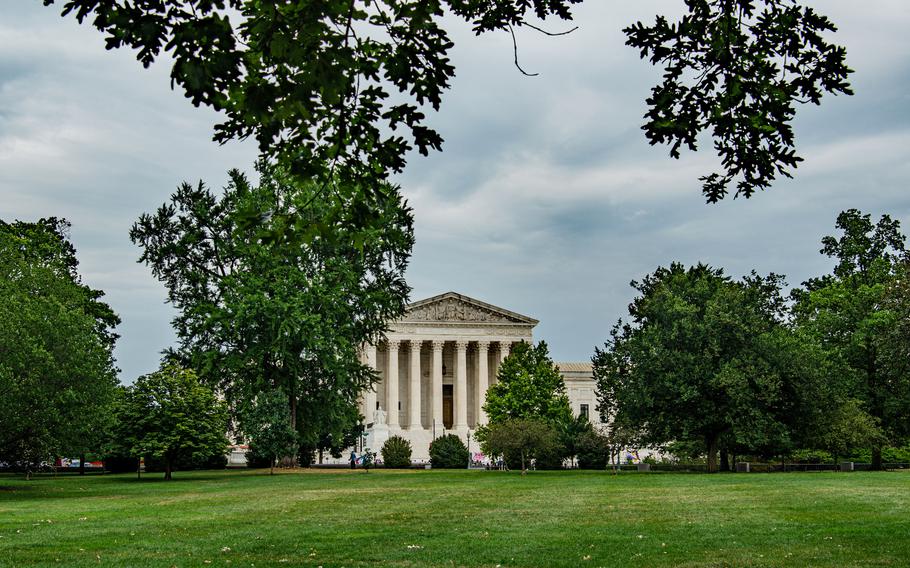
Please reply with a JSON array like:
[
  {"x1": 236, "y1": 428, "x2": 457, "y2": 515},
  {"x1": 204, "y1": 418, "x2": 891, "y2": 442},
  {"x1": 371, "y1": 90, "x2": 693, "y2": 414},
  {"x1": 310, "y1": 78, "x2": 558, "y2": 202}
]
[{"x1": 361, "y1": 339, "x2": 514, "y2": 431}]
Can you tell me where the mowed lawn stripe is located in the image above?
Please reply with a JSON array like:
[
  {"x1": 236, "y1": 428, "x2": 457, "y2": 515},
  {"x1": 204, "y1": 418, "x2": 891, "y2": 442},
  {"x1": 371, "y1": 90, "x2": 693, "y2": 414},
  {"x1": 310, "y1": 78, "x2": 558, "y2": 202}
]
[{"x1": 0, "y1": 469, "x2": 908, "y2": 567}]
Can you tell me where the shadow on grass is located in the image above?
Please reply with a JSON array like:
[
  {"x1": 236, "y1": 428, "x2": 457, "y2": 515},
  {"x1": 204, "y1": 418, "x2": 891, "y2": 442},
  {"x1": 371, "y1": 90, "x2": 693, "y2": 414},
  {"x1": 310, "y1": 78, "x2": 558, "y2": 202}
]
[
  {"x1": 0, "y1": 470, "x2": 266, "y2": 503},
  {"x1": 102, "y1": 472, "x2": 253, "y2": 484}
]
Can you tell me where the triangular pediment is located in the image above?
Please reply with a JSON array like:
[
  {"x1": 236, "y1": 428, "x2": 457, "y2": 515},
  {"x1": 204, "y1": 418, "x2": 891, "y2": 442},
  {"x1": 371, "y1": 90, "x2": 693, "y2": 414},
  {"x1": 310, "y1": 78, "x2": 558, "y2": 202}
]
[{"x1": 400, "y1": 292, "x2": 538, "y2": 325}]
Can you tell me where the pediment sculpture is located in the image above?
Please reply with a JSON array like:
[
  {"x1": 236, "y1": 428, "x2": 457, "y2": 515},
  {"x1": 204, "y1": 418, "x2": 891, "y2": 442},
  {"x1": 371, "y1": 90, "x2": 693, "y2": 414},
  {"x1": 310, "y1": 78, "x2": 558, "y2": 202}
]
[{"x1": 404, "y1": 297, "x2": 519, "y2": 323}]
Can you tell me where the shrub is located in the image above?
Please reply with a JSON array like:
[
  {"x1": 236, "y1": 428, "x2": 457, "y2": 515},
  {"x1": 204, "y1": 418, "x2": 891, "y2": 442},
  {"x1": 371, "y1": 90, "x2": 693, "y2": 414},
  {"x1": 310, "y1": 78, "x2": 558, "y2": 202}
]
[
  {"x1": 576, "y1": 430, "x2": 610, "y2": 470},
  {"x1": 382, "y1": 436, "x2": 413, "y2": 468},
  {"x1": 789, "y1": 449, "x2": 834, "y2": 464},
  {"x1": 429, "y1": 434, "x2": 469, "y2": 469}
]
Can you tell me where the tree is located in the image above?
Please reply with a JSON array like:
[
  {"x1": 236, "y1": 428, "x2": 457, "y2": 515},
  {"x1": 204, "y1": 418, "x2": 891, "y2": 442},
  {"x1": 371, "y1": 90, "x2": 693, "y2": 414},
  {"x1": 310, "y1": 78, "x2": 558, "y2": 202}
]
[
  {"x1": 626, "y1": 0, "x2": 852, "y2": 202},
  {"x1": 559, "y1": 414, "x2": 594, "y2": 468},
  {"x1": 0, "y1": 219, "x2": 119, "y2": 478},
  {"x1": 813, "y1": 399, "x2": 885, "y2": 467},
  {"x1": 241, "y1": 390, "x2": 298, "y2": 475},
  {"x1": 478, "y1": 418, "x2": 560, "y2": 475},
  {"x1": 594, "y1": 263, "x2": 830, "y2": 472},
  {"x1": 575, "y1": 428, "x2": 610, "y2": 470},
  {"x1": 483, "y1": 341, "x2": 572, "y2": 427},
  {"x1": 45, "y1": 0, "x2": 851, "y2": 232},
  {"x1": 878, "y1": 259, "x2": 910, "y2": 449},
  {"x1": 130, "y1": 162, "x2": 414, "y2": 455},
  {"x1": 113, "y1": 364, "x2": 228, "y2": 480},
  {"x1": 793, "y1": 210, "x2": 910, "y2": 470},
  {"x1": 301, "y1": 389, "x2": 365, "y2": 465}
]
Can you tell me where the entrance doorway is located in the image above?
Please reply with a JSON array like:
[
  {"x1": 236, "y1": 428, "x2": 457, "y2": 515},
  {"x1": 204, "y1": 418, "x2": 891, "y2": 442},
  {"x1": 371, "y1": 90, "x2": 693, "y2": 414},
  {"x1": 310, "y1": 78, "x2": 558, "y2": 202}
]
[{"x1": 442, "y1": 384, "x2": 453, "y2": 429}]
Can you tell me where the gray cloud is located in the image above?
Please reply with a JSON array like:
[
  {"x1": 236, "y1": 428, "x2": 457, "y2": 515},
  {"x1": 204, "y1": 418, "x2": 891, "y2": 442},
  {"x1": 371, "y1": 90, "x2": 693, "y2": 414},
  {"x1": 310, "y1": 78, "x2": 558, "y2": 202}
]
[{"x1": 1, "y1": 1, "x2": 907, "y2": 378}]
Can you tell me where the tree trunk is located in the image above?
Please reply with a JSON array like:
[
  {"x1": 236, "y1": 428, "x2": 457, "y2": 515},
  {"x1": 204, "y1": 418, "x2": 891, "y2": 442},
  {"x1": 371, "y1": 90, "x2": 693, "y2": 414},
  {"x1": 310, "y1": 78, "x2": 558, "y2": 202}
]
[
  {"x1": 137, "y1": 458, "x2": 141, "y2": 480},
  {"x1": 164, "y1": 456, "x2": 173, "y2": 481},
  {"x1": 521, "y1": 451, "x2": 527, "y2": 476},
  {"x1": 706, "y1": 434, "x2": 719, "y2": 473},
  {"x1": 319, "y1": 449, "x2": 324, "y2": 465},
  {"x1": 79, "y1": 453, "x2": 86, "y2": 476},
  {"x1": 289, "y1": 394, "x2": 297, "y2": 432},
  {"x1": 288, "y1": 394, "x2": 299, "y2": 467},
  {"x1": 871, "y1": 446, "x2": 883, "y2": 471},
  {"x1": 270, "y1": 457, "x2": 275, "y2": 475},
  {"x1": 720, "y1": 450, "x2": 730, "y2": 472}
]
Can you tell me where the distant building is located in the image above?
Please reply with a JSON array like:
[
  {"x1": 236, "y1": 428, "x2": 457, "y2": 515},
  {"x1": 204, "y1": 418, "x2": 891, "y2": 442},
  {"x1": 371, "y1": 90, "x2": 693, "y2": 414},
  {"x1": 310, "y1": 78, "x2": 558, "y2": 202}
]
[{"x1": 358, "y1": 292, "x2": 598, "y2": 461}]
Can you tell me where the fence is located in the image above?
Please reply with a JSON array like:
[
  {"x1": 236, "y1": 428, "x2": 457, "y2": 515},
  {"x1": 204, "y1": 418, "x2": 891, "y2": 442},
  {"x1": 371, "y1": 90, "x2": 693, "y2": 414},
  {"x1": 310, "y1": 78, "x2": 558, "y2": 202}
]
[{"x1": 586, "y1": 462, "x2": 910, "y2": 473}]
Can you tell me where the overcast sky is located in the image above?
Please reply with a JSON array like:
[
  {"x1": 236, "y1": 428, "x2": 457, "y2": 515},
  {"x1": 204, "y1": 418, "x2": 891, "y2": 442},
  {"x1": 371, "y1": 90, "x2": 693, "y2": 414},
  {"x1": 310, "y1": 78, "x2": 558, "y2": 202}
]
[{"x1": 2, "y1": 1, "x2": 908, "y2": 381}]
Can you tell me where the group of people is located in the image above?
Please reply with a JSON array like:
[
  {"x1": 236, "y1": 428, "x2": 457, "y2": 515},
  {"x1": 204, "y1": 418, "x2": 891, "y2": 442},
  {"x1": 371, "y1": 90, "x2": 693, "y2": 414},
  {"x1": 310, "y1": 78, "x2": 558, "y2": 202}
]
[{"x1": 349, "y1": 449, "x2": 375, "y2": 469}]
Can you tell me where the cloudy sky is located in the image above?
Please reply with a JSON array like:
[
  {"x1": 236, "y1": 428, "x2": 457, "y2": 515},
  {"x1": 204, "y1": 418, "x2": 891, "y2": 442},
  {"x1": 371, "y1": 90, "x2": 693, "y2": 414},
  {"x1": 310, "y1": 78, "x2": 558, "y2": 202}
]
[{"x1": 2, "y1": 1, "x2": 908, "y2": 381}]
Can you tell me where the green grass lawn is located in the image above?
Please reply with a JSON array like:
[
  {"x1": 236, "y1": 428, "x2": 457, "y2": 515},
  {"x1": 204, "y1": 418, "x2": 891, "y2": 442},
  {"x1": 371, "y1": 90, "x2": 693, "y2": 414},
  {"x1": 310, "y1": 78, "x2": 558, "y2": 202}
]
[{"x1": 1, "y1": 468, "x2": 908, "y2": 567}]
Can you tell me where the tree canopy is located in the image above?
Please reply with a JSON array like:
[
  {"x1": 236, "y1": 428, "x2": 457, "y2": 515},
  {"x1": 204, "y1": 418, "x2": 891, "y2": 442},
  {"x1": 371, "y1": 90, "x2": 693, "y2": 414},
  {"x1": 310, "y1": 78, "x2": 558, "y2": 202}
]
[
  {"x1": 112, "y1": 364, "x2": 229, "y2": 480},
  {"x1": 240, "y1": 390, "x2": 299, "y2": 474},
  {"x1": 793, "y1": 209, "x2": 910, "y2": 469},
  {"x1": 0, "y1": 218, "x2": 119, "y2": 476},
  {"x1": 129, "y1": 162, "x2": 414, "y2": 451},
  {"x1": 593, "y1": 263, "x2": 831, "y2": 472},
  {"x1": 483, "y1": 340, "x2": 572, "y2": 426},
  {"x1": 479, "y1": 417, "x2": 560, "y2": 475},
  {"x1": 626, "y1": 0, "x2": 851, "y2": 201},
  {"x1": 46, "y1": 0, "x2": 851, "y2": 229}
]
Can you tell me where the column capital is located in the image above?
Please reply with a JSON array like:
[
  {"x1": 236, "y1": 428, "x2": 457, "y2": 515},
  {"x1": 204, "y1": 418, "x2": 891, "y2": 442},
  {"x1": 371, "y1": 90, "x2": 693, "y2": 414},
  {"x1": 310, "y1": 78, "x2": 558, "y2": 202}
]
[
  {"x1": 387, "y1": 338, "x2": 401, "y2": 350},
  {"x1": 409, "y1": 338, "x2": 423, "y2": 348},
  {"x1": 432, "y1": 340, "x2": 445, "y2": 351},
  {"x1": 476, "y1": 340, "x2": 490, "y2": 351},
  {"x1": 455, "y1": 339, "x2": 469, "y2": 350}
]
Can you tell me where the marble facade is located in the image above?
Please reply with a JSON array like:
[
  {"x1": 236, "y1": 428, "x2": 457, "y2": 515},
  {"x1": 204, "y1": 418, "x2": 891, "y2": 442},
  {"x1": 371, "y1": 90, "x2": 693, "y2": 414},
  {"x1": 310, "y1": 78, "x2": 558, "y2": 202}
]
[{"x1": 359, "y1": 292, "x2": 598, "y2": 461}]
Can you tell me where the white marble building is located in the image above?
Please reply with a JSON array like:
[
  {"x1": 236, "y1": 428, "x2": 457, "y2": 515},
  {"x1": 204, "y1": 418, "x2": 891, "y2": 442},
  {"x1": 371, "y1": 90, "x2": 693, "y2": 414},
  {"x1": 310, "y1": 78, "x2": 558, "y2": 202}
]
[{"x1": 359, "y1": 291, "x2": 598, "y2": 462}]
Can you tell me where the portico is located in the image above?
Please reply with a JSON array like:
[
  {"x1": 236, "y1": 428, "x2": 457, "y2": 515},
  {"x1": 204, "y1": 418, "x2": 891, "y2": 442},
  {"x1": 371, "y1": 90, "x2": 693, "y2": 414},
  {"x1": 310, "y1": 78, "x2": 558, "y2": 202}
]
[{"x1": 359, "y1": 292, "x2": 537, "y2": 460}]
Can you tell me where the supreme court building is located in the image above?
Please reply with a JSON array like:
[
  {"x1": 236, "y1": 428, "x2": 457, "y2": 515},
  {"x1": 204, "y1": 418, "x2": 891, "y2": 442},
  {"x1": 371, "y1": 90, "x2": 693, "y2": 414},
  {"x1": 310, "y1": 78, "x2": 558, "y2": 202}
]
[{"x1": 359, "y1": 292, "x2": 599, "y2": 462}]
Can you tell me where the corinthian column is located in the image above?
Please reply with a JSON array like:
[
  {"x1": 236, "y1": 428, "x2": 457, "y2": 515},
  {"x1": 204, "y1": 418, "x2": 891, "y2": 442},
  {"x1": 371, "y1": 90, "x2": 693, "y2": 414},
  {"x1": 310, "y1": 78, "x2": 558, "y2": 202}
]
[
  {"x1": 386, "y1": 339, "x2": 400, "y2": 427},
  {"x1": 432, "y1": 340, "x2": 444, "y2": 431},
  {"x1": 499, "y1": 340, "x2": 512, "y2": 366},
  {"x1": 364, "y1": 344, "x2": 378, "y2": 424},
  {"x1": 476, "y1": 341, "x2": 490, "y2": 426},
  {"x1": 455, "y1": 340, "x2": 468, "y2": 430},
  {"x1": 408, "y1": 339, "x2": 423, "y2": 429}
]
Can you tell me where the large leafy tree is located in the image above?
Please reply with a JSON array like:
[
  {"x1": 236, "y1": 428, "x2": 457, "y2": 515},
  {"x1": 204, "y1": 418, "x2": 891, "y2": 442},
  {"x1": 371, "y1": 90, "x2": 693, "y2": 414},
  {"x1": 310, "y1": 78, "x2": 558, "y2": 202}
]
[
  {"x1": 0, "y1": 219, "x2": 119, "y2": 477},
  {"x1": 594, "y1": 263, "x2": 830, "y2": 472},
  {"x1": 129, "y1": 162, "x2": 414, "y2": 449},
  {"x1": 240, "y1": 390, "x2": 298, "y2": 474},
  {"x1": 44, "y1": 0, "x2": 851, "y2": 228},
  {"x1": 113, "y1": 364, "x2": 228, "y2": 480},
  {"x1": 793, "y1": 210, "x2": 910, "y2": 470},
  {"x1": 483, "y1": 340, "x2": 572, "y2": 426},
  {"x1": 879, "y1": 259, "x2": 910, "y2": 429}
]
